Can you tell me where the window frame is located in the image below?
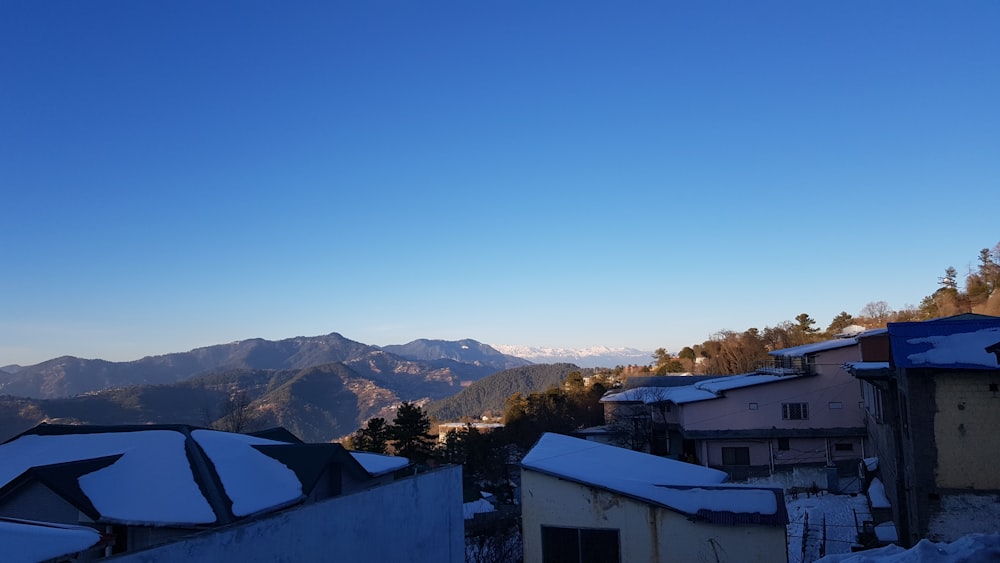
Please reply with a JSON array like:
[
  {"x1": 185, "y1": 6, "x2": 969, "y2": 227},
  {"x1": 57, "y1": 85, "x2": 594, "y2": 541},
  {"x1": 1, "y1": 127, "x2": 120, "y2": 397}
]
[
  {"x1": 721, "y1": 446, "x2": 751, "y2": 466},
  {"x1": 541, "y1": 525, "x2": 620, "y2": 563},
  {"x1": 781, "y1": 402, "x2": 809, "y2": 420}
]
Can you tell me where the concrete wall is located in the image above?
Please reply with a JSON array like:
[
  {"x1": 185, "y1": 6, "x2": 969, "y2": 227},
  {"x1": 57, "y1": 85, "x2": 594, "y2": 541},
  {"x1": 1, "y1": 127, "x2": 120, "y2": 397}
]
[
  {"x1": 521, "y1": 470, "x2": 787, "y2": 563},
  {"x1": 112, "y1": 466, "x2": 464, "y2": 563},
  {"x1": 931, "y1": 370, "x2": 1000, "y2": 489}
]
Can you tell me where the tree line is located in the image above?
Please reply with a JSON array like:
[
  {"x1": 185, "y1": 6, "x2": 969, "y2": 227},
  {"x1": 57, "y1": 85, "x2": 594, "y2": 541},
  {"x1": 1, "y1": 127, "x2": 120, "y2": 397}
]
[{"x1": 650, "y1": 243, "x2": 1000, "y2": 376}]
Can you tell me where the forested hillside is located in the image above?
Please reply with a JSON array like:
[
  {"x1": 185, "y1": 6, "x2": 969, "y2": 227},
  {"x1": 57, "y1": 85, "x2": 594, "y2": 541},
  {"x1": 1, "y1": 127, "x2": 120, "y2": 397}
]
[{"x1": 426, "y1": 363, "x2": 590, "y2": 421}]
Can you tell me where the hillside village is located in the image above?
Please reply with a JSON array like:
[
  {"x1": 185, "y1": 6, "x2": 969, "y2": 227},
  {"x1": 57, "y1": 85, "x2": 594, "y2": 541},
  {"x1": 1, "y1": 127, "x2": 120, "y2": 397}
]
[{"x1": 1, "y1": 314, "x2": 999, "y2": 562}]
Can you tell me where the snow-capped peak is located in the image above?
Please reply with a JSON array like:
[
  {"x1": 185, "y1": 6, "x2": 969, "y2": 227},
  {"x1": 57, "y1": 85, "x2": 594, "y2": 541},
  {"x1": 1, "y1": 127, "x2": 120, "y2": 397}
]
[{"x1": 492, "y1": 345, "x2": 652, "y2": 368}]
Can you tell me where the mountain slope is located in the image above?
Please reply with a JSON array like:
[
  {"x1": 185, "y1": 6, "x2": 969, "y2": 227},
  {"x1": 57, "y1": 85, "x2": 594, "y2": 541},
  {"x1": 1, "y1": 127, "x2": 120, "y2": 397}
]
[
  {"x1": 426, "y1": 363, "x2": 587, "y2": 421},
  {"x1": 1, "y1": 333, "x2": 391, "y2": 399}
]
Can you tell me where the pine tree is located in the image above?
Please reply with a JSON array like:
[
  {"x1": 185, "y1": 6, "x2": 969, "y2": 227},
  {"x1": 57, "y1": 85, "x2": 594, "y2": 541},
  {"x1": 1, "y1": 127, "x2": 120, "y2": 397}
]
[
  {"x1": 351, "y1": 417, "x2": 391, "y2": 454},
  {"x1": 389, "y1": 402, "x2": 434, "y2": 463}
]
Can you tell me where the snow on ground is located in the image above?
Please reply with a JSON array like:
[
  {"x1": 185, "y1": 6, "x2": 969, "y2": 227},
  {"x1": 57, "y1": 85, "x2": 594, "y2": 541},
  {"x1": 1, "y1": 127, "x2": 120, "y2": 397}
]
[
  {"x1": 817, "y1": 534, "x2": 1000, "y2": 562},
  {"x1": 752, "y1": 469, "x2": 1000, "y2": 562},
  {"x1": 785, "y1": 489, "x2": 872, "y2": 563},
  {"x1": 745, "y1": 469, "x2": 870, "y2": 563},
  {"x1": 927, "y1": 493, "x2": 1000, "y2": 542}
]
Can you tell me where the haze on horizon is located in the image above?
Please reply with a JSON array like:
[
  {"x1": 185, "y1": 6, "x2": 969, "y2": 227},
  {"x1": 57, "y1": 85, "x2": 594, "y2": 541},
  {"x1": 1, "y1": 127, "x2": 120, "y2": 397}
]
[{"x1": 2, "y1": 2, "x2": 997, "y2": 367}]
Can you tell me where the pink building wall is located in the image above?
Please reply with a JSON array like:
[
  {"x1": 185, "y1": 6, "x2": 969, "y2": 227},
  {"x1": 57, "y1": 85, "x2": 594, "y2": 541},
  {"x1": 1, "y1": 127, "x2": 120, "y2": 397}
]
[{"x1": 679, "y1": 345, "x2": 864, "y2": 432}]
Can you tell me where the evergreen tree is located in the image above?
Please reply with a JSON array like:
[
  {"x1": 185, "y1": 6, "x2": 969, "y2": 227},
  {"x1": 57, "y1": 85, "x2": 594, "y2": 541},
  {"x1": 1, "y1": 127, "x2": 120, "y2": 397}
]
[
  {"x1": 351, "y1": 417, "x2": 391, "y2": 454},
  {"x1": 390, "y1": 402, "x2": 434, "y2": 462},
  {"x1": 826, "y1": 311, "x2": 855, "y2": 335},
  {"x1": 940, "y1": 267, "x2": 959, "y2": 290}
]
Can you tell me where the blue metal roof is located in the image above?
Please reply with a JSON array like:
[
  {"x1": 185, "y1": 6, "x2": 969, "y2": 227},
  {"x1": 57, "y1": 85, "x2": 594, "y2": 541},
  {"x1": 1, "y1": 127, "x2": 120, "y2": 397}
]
[{"x1": 888, "y1": 317, "x2": 1000, "y2": 370}]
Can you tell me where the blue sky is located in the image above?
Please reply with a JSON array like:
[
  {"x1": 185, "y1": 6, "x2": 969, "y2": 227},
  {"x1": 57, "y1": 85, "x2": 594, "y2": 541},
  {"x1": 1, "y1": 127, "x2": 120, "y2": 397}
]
[{"x1": 2, "y1": 1, "x2": 998, "y2": 366}]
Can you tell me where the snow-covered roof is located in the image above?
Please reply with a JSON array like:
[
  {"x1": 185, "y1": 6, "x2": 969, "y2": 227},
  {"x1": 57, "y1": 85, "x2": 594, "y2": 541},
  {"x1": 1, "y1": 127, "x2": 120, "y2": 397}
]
[
  {"x1": 600, "y1": 373, "x2": 807, "y2": 405},
  {"x1": 836, "y1": 325, "x2": 869, "y2": 337},
  {"x1": 0, "y1": 429, "x2": 218, "y2": 525},
  {"x1": 463, "y1": 498, "x2": 495, "y2": 520},
  {"x1": 888, "y1": 319, "x2": 1000, "y2": 370},
  {"x1": 0, "y1": 518, "x2": 103, "y2": 563},
  {"x1": 769, "y1": 338, "x2": 859, "y2": 357},
  {"x1": 600, "y1": 385, "x2": 717, "y2": 404},
  {"x1": 350, "y1": 451, "x2": 410, "y2": 476},
  {"x1": 192, "y1": 430, "x2": 304, "y2": 517},
  {"x1": 521, "y1": 433, "x2": 786, "y2": 524},
  {"x1": 0, "y1": 424, "x2": 395, "y2": 527}
]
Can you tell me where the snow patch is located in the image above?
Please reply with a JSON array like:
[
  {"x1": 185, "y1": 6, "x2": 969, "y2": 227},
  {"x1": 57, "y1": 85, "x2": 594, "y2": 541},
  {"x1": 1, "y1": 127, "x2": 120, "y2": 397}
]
[
  {"x1": 0, "y1": 519, "x2": 102, "y2": 563},
  {"x1": 192, "y1": 430, "x2": 303, "y2": 517},
  {"x1": 906, "y1": 327, "x2": 1000, "y2": 367}
]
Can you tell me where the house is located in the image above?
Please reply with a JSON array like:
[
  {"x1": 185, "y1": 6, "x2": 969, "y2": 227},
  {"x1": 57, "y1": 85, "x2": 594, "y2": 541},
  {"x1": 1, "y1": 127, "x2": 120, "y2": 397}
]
[
  {"x1": 849, "y1": 314, "x2": 1000, "y2": 547},
  {"x1": 600, "y1": 335, "x2": 870, "y2": 480},
  {"x1": 520, "y1": 433, "x2": 788, "y2": 563},
  {"x1": 0, "y1": 423, "x2": 464, "y2": 562}
]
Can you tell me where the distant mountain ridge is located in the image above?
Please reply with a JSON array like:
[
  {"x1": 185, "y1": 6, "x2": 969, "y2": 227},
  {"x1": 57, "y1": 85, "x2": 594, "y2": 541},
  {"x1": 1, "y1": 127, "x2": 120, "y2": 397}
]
[
  {"x1": 492, "y1": 344, "x2": 652, "y2": 368},
  {"x1": 0, "y1": 334, "x2": 536, "y2": 442},
  {"x1": 380, "y1": 339, "x2": 530, "y2": 370},
  {"x1": 0, "y1": 334, "x2": 640, "y2": 443},
  {"x1": 0, "y1": 333, "x2": 519, "y2": 400}
]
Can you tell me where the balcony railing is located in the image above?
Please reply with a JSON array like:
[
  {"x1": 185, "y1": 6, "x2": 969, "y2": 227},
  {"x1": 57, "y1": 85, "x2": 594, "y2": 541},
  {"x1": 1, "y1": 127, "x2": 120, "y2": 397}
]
[{"x1": 755, "y1": 356, "x2": 813, "y2": 375}]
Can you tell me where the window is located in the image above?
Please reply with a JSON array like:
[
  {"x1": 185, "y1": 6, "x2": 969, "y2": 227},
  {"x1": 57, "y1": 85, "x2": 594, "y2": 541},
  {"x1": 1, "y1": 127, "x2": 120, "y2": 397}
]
[
  {"x1": 777, "y1": 438, "x2": 790, "y2": 451},
  {"x1": 782, "y1": 402, "x2": 809, "y2": 420},
  {"x1": 748, "y1": 402, "x2": 759, "y2": 410},
  {"x1": 834, "y1": 443, "x2": 853, "y2": 452},
  {"x1": 721, "y1": 446, "x2": 750, "y2": 465},
  {"x1": 541, "y1": 526, "x2": 619, "y2": 563},
  {"x1": 828, "y1": 402, "x2": 843, "y2": 409},
  {"x1": 862, "y1": 383, "x2": 884, "y2": 423}
]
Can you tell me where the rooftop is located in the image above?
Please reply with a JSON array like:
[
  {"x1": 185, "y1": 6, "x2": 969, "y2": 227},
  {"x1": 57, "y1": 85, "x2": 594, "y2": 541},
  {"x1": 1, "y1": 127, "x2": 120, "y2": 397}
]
[
  {"x1": 0, "y1": 424, "x2": 408, "y2": 527},
  {"x1": 521, "y1": 433, "x2": 787, "y2": 525}
]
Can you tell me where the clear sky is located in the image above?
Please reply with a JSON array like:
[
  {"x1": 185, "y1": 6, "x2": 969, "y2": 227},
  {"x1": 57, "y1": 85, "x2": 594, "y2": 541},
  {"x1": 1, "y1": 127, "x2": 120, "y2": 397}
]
[{"x1": 2, "y1": 1, "x2": 998, "y2": 366}]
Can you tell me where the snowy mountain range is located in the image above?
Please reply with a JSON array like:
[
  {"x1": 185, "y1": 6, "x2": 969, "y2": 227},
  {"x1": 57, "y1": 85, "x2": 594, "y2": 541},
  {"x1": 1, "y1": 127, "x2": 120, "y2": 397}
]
[{"x1": 492, "y1": 344, "x2": 652, "y2": 368}]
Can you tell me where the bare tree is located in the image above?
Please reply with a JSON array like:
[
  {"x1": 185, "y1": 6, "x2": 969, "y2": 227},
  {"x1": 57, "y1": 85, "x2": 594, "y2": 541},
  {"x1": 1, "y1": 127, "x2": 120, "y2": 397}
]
[
  {"x1": 606, "y1": 387, "x2": 672, "y2": 453},
  {"x1": 465, "y1": 514, "x2": 522, "y2": 563},
  {"x1": 213, "y1": 391, "x2": 259, "y2": 434},
  {"x1": 859, "y1": 301, "x2": 894, "y2": 327}
]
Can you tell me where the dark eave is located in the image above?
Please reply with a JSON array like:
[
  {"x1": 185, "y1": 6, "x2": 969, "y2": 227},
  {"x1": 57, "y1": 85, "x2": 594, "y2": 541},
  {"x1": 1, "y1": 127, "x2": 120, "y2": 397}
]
[{"x1": 678, "y1": 427, "x2": 867, "y2": 440}]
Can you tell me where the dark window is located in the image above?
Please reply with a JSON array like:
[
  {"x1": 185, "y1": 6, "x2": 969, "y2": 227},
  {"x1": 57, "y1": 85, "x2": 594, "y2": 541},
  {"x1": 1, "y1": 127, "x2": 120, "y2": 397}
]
[
  {"x1": 782, "y1": 403, "x2": 809, "y2": 420},
  {"x1": 777, "y1": 438, "x2": 790, "y2": 451},
  {"x1": 111, "y1": 525, "x2": 128, "y2": 554},
  {"x1": 748, "y1": 402, "x2": 758, "y2": 410},
  {"x1": 834, "y1": 443, "x2": 853, "y2": 452},
  {"x1": 721, "y1": 446, "x2": 750, "y2": 465},
  {"x1": 541, "y1": 526, "x2": 620, "y2": 563},
  {"x1": 990, "y1": 383, "x2": 999, "y2": 393}
]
